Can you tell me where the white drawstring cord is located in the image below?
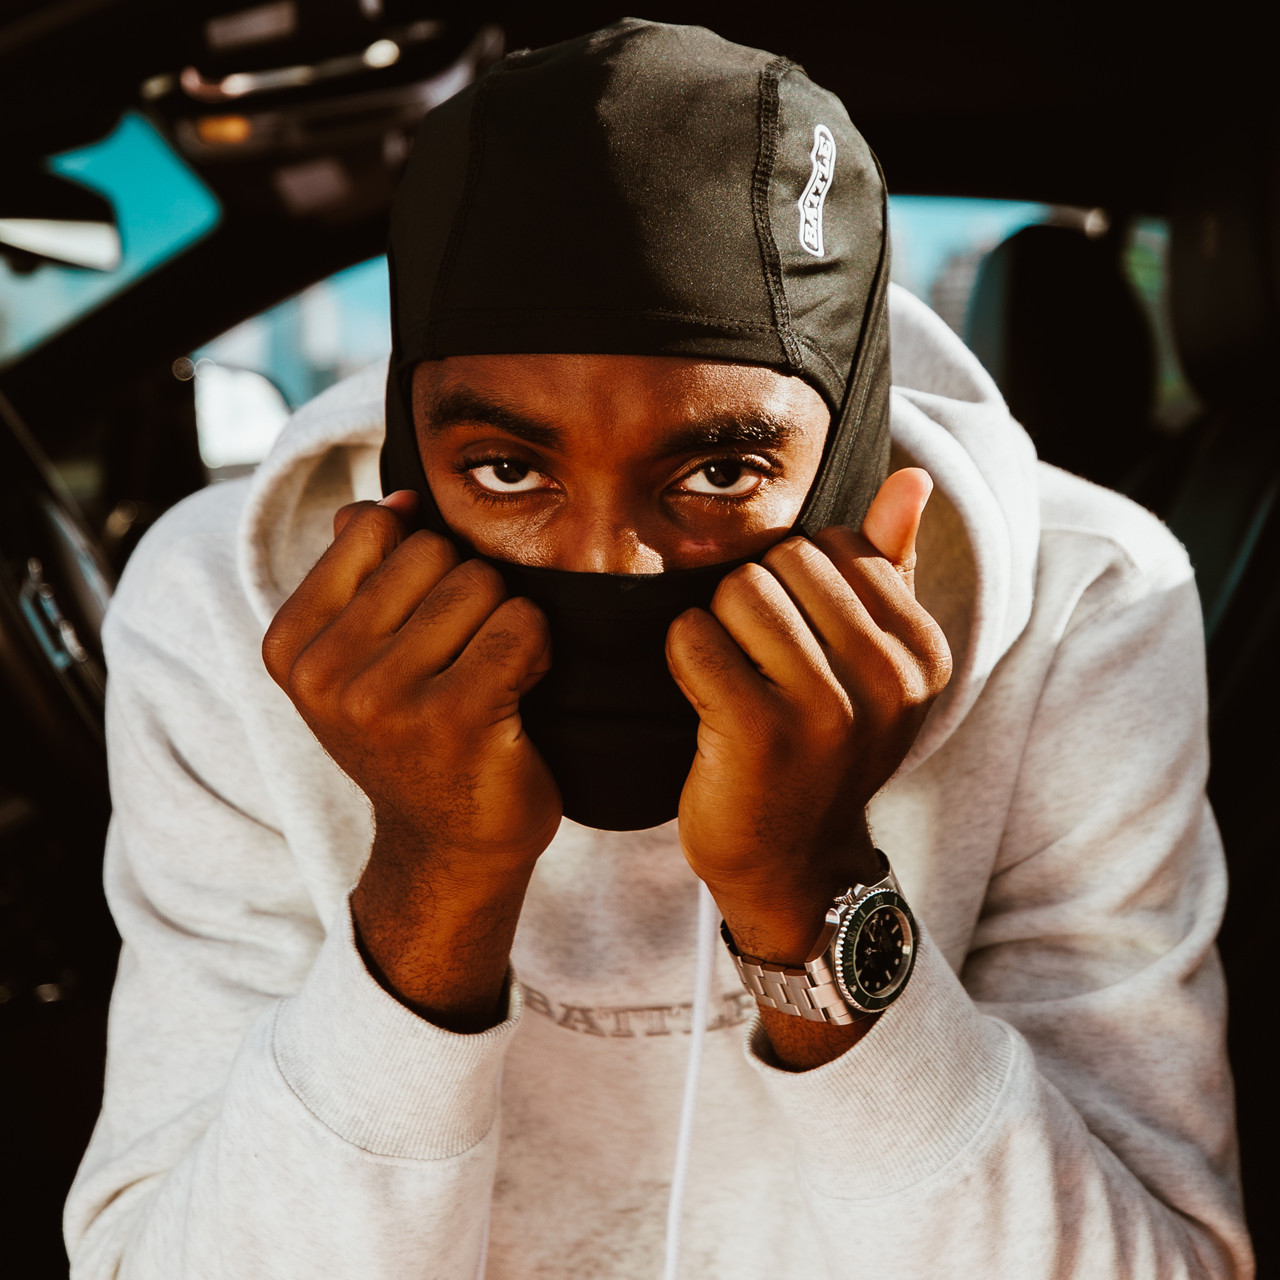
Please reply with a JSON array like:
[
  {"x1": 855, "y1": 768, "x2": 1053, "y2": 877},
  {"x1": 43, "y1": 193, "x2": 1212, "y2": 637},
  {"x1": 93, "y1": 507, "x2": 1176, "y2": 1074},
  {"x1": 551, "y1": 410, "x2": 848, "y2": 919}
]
[
  {"x1": 474, "y1": 1061, "x2": 502, "y2": 1277},
  {"x1": 475, "y1": 1203, "x2": 491, "y2": 1280},
  {"x1": 662, "y1": 880, "x2": 718, "y2": 1280}
]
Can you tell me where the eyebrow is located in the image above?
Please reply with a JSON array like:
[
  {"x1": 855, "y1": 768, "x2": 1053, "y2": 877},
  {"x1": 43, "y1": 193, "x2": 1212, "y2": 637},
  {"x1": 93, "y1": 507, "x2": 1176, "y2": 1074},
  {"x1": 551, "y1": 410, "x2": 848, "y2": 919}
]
[
  {"x1": 423, "y1": 387, "x2": 563, "y2": 448},
  {"x1": 660, "y1": 412, "x2": 800, "y2": 454},
  {"x1": 423, "y1": 386, "x2": 803, "y2": 455}
]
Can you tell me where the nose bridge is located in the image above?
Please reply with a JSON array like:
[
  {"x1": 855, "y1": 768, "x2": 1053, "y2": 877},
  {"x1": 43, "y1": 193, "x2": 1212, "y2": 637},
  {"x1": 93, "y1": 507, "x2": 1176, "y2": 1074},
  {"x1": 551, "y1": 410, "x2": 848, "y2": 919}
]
[{"x1": 565, "y1": 483, "x2": 664, "y2": 574}]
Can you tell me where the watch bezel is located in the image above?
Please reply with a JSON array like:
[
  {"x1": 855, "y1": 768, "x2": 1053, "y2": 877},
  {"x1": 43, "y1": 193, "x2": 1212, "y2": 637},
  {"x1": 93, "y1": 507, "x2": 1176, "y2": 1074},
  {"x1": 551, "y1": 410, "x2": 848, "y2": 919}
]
[{"x1": 831, "y1": 887, "x2": 917, "y2": 1012}]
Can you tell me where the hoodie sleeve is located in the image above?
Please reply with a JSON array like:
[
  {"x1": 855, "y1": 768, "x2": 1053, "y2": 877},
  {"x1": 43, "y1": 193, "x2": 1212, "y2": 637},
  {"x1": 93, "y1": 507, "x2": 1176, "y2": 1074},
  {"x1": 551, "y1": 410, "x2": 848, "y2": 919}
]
[
  {"x1": 64, "y1": 491, "x2": 515, "y2": 1280},
  {"x1": 742, "y1": 515, "x2": 1253, "y2": 1277}
]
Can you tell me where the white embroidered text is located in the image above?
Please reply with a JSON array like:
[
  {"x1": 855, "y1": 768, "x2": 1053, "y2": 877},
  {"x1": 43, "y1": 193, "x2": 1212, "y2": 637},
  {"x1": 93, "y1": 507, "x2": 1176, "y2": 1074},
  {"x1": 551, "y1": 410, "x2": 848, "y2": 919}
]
[{"x1": 798, "y1": 124, "x2": 836, "y2": 257}]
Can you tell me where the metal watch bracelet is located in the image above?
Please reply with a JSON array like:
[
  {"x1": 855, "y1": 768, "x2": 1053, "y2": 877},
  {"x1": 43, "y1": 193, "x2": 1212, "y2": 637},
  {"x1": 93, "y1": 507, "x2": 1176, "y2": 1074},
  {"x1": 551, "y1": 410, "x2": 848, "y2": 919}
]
[
  {"x1": 720, "y1": 853, "x2": 901, "y2": 1026},
  {"x1": 721, "y1": 922, "x2": 869, "y2": 1025}
]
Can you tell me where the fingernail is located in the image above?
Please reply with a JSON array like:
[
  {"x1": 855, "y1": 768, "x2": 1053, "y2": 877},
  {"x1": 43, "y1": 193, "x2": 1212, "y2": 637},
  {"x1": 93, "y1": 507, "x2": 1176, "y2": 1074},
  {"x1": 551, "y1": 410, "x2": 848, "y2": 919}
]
[{"x1": 377, "y1": 489, "x2": 417, "y2": 508}]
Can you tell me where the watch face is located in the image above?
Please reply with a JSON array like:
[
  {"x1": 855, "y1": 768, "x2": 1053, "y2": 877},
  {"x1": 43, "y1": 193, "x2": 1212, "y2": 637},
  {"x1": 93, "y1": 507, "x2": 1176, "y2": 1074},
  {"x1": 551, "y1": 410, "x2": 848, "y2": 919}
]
[{"x1": 835, "y1": 889, "x2": 916, "y2": 1012}]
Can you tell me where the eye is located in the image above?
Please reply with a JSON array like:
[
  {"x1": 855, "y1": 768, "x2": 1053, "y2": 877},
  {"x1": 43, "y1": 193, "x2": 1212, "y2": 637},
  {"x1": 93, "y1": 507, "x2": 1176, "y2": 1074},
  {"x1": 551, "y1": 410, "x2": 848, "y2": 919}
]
[
  {"x1": 468, "y1": 458, "x2": 549, "y2": 494},
  {"x1": 679, "y1": 460, "x2": 763, "y2": 498}
]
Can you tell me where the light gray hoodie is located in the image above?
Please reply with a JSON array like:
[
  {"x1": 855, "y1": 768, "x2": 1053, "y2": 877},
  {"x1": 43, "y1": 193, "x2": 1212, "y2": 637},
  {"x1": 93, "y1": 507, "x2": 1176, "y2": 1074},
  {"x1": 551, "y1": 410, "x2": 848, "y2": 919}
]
[{"x1": 65, "y1": 286, "x2": 1251, "y2": 1278}]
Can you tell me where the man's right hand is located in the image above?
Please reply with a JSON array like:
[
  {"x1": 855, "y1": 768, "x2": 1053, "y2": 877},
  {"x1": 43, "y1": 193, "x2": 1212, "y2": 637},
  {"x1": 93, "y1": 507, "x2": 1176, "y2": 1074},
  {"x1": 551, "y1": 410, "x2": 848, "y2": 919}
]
[{"x1": 262, "y1": 491, "x2": 560, "y2": 1030}]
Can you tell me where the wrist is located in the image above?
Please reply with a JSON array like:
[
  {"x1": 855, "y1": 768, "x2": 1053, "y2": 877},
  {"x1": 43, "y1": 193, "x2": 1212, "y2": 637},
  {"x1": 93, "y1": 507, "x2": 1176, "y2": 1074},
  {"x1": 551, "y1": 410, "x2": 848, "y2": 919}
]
[
  {"x1": 352, "y1": 824, "x2": 534, "y2": 1033},
  {"x1": 704, "y1": 824, "x2": 880, "y2": 964}
]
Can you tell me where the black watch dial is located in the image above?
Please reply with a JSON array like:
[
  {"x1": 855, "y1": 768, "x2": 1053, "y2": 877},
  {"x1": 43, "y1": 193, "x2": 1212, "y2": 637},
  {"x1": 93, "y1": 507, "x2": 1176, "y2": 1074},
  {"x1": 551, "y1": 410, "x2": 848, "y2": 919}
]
[{"x1": 835, "y1": 889, "x2": 917, "y2": 1012}]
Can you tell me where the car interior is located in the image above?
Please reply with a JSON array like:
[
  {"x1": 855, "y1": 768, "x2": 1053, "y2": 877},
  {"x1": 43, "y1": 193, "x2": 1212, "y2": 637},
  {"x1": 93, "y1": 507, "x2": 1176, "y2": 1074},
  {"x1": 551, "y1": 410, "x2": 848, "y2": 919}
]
[{"x1": 1, "y1": 3, "x2": 1274, "y2": 1275}]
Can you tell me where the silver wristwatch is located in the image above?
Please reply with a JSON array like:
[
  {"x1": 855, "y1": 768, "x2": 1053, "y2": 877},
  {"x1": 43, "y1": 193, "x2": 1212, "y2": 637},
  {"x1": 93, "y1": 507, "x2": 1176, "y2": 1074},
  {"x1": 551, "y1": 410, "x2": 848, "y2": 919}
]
[{"x1": 721, "y1": 851, "x2": 918, "y2": 1025}]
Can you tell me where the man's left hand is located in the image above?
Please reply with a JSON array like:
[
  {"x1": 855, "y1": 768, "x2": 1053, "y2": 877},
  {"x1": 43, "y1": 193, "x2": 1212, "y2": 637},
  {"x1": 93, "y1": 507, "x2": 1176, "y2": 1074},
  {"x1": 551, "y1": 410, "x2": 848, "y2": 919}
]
[{"x1": 666, "y1": 468, "x2": 951, "y2": 974}]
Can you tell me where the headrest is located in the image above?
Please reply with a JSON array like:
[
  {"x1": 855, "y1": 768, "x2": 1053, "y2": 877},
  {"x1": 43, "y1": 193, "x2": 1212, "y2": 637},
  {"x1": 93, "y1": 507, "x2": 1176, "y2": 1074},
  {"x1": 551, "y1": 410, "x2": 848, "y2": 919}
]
[
  {"x1": 1170, "y1": 135, "x2": 1280, "y2": 406},
  {"x1": 965, "y1": 222, "x2": 1154, "y2": 484}
]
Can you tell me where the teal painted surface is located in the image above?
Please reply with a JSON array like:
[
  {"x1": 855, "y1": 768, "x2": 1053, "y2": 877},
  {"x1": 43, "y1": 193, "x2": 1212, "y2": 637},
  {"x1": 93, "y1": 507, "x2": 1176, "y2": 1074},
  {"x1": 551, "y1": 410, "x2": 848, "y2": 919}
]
[{"x1": 0, "y1": 112, "x2": 222, "y2": 366}]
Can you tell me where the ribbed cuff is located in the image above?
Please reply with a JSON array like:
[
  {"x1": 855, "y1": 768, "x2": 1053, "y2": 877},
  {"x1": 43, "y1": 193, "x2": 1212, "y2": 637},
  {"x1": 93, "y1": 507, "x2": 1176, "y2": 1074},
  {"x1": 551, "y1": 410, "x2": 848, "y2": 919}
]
[
  {"x1": 746, "y1": 928, "x2": 1013, "y2": 1197},
  {"x1": 273, "y1": 897, "x2": 522, "y2": 1160}
]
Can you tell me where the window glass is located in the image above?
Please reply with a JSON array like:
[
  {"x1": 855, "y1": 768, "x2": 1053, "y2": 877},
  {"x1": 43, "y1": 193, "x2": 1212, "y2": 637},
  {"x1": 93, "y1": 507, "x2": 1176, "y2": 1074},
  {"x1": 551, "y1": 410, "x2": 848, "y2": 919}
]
[
  {"x1": 0, "y1": 113, "x2": 222, "y2": 367},
  {"x1": 191, "y1": 256, "x2": 389, "y2": 477},
  {"x1": 887, "y1": 196, "x2": 1200, "y2": 431},
  {"x1": 1123, "y1": 217, "x2": 1202, "y2": 430}
]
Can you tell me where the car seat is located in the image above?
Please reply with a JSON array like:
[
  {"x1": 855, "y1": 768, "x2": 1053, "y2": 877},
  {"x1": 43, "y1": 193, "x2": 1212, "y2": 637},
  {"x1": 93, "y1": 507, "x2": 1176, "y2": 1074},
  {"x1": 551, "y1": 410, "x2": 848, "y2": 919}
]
[
  {"x1": 1160, "y1": 130, "x2": 1280, "y2": 1272},
  {"x1": 965, "y1": 220, "x2": 1159, "y2": 492}
]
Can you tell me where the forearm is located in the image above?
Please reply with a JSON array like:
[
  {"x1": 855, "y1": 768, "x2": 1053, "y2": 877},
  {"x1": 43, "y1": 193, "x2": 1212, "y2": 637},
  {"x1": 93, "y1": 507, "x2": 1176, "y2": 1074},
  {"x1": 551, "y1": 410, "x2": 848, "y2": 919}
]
[{"x1": 351, "y1": 814, "x2": 535, "y2": 1033}]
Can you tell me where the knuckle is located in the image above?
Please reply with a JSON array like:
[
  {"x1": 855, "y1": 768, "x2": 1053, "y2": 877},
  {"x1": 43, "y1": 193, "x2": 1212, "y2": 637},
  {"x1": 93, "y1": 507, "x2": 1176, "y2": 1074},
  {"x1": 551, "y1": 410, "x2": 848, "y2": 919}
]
[
  {"x1": 286, "y1": 646, "x2": 336, "y2": 705},
  {"x1": 455, "y1": 556, "x2": 505, "y2": 599},
  {"x1": 761, "y1": 536, "x2": 812, "y2": 573},
  {"x1": 930, "y1": 651, "x2": 954, "y2": 695},
  {"x1": 502, "y1": 593, "x2": 547, "y2": 638},
  {"x1": 712, "y1": 563, "x2": 761, "y2": 610},
  {"x1": 260, "y1": 620, "x2": 292, "y2": 680},
  {"x1": 665, "y1": 607, "x2": 701, "y2": 652},
  {"x1": 337, "y1": 678, "x2": 383, "y2": 727},
  {"x1": 403, "y1": 529, "x2": 460, "y2": 576},
  {"x1": 812, "y1": 524, "x2": 864, "y2": 560},
  {"x1": 900, "y1": 668, "x2": 933, "y2": 708},
  {"x1": 476, "y1": 621, "x2": 526, "y2": 669},
  {"x1": 334, "y1": 500, "x2": 367, "y2": 523},
  {"x1": 421, "y1": 558, "x2": 504, "y2": 623},
  {"x1": 913, "y1": 620, "x2": 953, "y2": 686},
  {"x1": 345, "y1": 503, "x2": 403, "y2": 551}
]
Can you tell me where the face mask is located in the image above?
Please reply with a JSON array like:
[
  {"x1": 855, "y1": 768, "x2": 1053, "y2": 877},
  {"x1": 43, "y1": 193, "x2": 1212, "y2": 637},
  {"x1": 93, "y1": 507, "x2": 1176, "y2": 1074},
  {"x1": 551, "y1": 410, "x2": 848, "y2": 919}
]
[
  {"x1": 381, "y1": 19, "x2": 893, "y2": 830},
  {"x1": 479, "y1": 555, "x2": 745, "y2": 830}
]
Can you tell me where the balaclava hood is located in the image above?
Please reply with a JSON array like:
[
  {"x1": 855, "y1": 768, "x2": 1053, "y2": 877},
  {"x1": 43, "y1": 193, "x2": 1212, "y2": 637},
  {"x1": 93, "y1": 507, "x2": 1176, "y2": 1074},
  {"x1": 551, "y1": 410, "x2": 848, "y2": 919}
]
[{"x1": 381, "y1": 19, "x2": 892, "y2": 831}]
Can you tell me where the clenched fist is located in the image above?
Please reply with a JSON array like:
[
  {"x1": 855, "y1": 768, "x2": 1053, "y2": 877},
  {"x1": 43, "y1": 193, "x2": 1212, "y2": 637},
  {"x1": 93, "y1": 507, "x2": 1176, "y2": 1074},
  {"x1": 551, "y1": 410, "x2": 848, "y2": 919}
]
[
  {"x1": 262, "y1": 491, "x2": 559, "y2": 1029},
  {"x1": 667, "y1": 469, "x2": 951, "y2": 1006}
]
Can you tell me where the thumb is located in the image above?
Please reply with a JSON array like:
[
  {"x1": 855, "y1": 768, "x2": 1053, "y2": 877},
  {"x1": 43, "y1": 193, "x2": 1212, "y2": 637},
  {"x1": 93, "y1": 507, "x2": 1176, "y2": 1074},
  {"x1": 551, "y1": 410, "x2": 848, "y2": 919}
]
[{"x1": 860, "y1": 467, "x2": 933, "y2": 592}]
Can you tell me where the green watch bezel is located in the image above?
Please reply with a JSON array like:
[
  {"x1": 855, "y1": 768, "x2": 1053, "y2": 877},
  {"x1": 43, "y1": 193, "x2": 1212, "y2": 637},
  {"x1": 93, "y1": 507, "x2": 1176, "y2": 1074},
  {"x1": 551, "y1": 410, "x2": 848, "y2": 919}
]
[{"x1": 832, "y1": 887, "x2": 917, "y2": 1013}]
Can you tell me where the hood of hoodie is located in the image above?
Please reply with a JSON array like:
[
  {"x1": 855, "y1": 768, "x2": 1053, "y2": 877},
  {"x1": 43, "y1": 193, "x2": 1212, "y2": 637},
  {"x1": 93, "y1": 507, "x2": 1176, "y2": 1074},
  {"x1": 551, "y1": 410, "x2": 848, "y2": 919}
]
[{"x1": 237, "y1": 283, "x2": 1038, "y2": 780}]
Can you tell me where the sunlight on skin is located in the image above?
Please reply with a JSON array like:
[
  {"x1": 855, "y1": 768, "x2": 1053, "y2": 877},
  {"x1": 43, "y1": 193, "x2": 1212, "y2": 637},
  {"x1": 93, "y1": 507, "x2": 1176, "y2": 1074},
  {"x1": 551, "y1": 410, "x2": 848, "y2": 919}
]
[
  {"x1": 293, "y1": 354, "x2": 940, "y2": 1065},
  {"x1": 412, "y1": 353, "x2": 831, "y2": 573}
]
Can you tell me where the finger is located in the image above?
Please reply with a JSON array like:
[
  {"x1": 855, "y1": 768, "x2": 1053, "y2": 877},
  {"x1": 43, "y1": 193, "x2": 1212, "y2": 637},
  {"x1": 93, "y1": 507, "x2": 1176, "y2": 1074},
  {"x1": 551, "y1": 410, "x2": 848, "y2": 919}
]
[
  {"x1": 435, "y1": 596, "x2": 553, "y2": 729},
  {"x1": 808, "y1": 525, "x2": 939, "y2": 645},
  {"x1": 264, "y1": 502, "x2": 413, "y2": 682},
  {"x1": 757, "y1": 532, "x2": 952, "y2": 706},
  {"x1": 751, "y1": 541, "x2": 908, "y2": 702},
  {"x1": 665, "y1": 606, "x2": 772, "y2": 725},
  {"x1": 859, "y1": 467, "x2": 933, "y2": 593},
  {"x1": 317, "y1": 529, "x2": 461, "y2": 644},
  {"x1": 333, "y1": 489, "x2": 419, "y2": 540},
  {"x1": 705, "y1": 564, "x2": 844, "y2": 703},
  {"x1": 374, "y1": 557, "x2": 510, "y2": 682},
  {"x1": 763, "y1": 536, "x2": 951, "y2": 698},
  {"x1": 761, "y1": 534, "x2": 879, "y2": 652}
]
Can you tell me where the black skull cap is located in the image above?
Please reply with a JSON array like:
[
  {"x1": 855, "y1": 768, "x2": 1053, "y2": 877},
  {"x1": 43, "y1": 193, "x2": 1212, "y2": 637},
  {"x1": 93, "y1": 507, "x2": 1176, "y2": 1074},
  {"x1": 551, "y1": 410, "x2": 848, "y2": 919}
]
[{"x1": 381, "y1": 18, "x2": 893, "y2": 537}]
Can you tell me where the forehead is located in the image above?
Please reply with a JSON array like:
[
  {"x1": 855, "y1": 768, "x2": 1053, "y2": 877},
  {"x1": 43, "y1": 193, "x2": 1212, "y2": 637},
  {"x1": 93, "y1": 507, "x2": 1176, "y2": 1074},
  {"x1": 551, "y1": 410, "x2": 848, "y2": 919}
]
[{"x1": 412, "y1": 353, "x2": 829, "y2": 449}]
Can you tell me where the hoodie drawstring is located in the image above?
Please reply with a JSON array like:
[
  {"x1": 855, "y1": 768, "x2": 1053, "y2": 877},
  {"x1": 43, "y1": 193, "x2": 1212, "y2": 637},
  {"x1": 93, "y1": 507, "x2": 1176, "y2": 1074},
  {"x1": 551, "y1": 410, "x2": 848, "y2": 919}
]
[
  {"x1": 662, "y1": 881, "x2": 718, "y2": 1280},
  {"x1": 477, "y1": 884, "x2": 718, "y2": 1280}
]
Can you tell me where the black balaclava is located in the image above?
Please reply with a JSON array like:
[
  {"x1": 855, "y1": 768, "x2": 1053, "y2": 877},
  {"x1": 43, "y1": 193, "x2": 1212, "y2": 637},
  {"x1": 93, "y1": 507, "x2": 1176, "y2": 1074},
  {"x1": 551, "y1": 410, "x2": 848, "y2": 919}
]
[{"x1": 381, "y1": 19, "x2": 893, "y2": 831}]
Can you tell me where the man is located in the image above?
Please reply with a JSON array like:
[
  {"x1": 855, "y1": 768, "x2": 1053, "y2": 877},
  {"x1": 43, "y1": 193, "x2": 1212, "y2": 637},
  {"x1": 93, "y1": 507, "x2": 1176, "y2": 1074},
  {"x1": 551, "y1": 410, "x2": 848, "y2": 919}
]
[{"x1": 66, "y1": 20, "x2": 1250, "y2": 1278}]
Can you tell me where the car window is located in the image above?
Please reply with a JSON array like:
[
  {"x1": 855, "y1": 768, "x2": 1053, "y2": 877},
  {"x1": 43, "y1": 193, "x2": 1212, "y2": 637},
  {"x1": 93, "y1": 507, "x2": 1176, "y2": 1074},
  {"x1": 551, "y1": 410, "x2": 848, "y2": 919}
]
[
  {"x1": 187, "y1": 198, "x2": 1198, "y2": 480},
  {"x1": 189, "y1": 256, "x2": 389, "y2": 478},
  {"x1": 889, "y1": 196, "x2": 1200, "y2": 431},
  {"x1": 0, "y1": 113, "x2": 222, "y2": 368}
]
